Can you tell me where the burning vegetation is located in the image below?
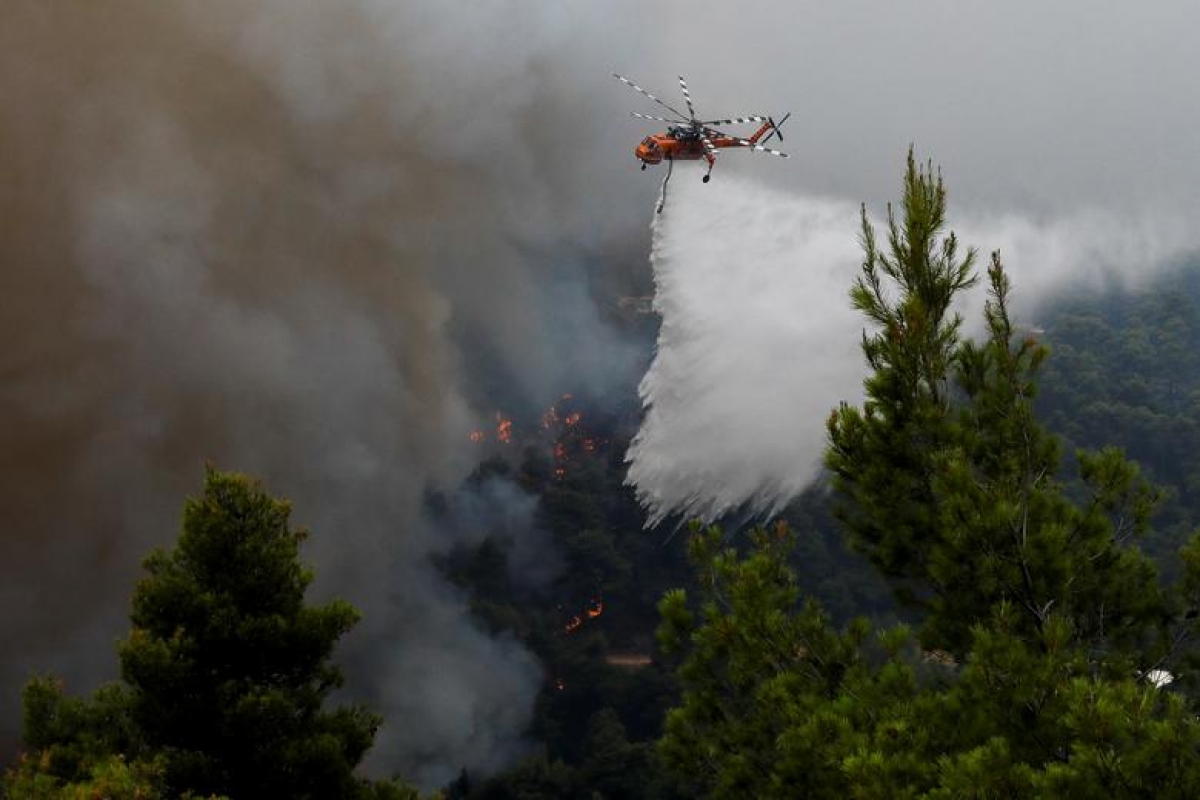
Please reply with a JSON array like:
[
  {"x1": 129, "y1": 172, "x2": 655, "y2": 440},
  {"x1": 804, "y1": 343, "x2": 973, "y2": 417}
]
[
  {"x1": 563, "y1": 597, "x2": 604, "y2": 634},
  {"x1": 496, "y1": 413, "x2": 514, "y2": 444},
  {"x1": 435, "y1": 382, "x2": 683, "y2": 788},
  {"x1": 468, "y1": 395, "x2": 609, "y2": 482}
]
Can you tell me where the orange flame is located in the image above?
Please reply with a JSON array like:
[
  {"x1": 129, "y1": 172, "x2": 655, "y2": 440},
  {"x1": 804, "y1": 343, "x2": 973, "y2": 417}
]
[
  {"x1": 564, "y1": 598, "x2": 603, "y2": 633},
  {"x1": 495, "y1": 414, "x2": 513, "y2": 443},
  {"x1": 469, "y1": 430, "x2": 486, "y2": 443}
]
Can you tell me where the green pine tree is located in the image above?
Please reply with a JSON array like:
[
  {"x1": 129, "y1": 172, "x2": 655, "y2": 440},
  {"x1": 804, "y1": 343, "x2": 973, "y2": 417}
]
[
  {"x1": 117, "y1": 467, "x2": 381, "y2": 798},
  {"x1": 826, "y1": 151, "x2": 1165, "y2": 656},
  {"x1": 5, "y1": 468, "x2": 419, "y2": 800}
]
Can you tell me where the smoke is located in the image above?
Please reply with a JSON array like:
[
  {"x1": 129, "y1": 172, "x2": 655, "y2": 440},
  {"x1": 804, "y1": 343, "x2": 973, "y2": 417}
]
[
  {"x1": 0, "y1": 0, "x2": 652, "y2": 787},
  {"x1": 627, "y1": 168, "x2": 1200, "y2": 524}
]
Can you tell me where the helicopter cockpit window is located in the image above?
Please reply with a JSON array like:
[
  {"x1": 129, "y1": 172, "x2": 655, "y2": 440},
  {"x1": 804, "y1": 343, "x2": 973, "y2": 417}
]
[{"x1": 642, "y1": 137, "x2": 657, "y2": 149}]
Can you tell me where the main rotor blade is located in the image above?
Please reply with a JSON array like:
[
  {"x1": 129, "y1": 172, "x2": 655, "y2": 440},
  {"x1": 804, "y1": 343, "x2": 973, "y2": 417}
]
[
  {"x1": 613, "y1": 74, "x2": 689, "y2": 122},
  {"x1": 630, "y1": 112, "x2": 674, "y2": 122},
  {"x1": 678, "y1": 75, "x2": 697, "y2": 121},
  {"x1": 703, "y1": 126, "x2": 789, "y2": 158},
  {"x1": 699, "y1": 116, "x2": 768, "y2": 126},
  {"x1": 700, "y1": 133, "x2": 717, "y2": 159}
]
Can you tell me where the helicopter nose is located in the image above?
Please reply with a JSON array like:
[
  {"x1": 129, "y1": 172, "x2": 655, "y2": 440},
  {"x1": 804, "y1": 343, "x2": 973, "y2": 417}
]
[{"x1": 636, "y1": 144, "x2": 660, "y2": 164}]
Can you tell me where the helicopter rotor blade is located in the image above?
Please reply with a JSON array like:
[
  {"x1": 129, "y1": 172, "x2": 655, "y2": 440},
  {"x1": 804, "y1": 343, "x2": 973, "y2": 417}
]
[
  {"x1": 630, "y1": 112, "x2": 675, "y2": 122},
  {"x1": 703, "y1": 126, "x2": 790, "y2": 158},
  {"x1": 700, "y1": 133, "x2": 717, "y2": 159},
  {"x1": 613, "y1": 74, "x2": 689, "y2": 122},
  {"x1": 678, "y1": 75, "x2": 697, "y2": 121},
  {"x1": 699, "y1": 116, "x2": 768, "y2": 126}
]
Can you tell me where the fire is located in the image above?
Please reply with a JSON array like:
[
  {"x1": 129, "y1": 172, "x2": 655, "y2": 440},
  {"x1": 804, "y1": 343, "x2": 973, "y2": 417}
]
[
  {"x1": 466, "y1": 395, "x2": 603, "y2": 478},
  {"x1": 553, "y1": 441, "x2": 568, "y2": 480},
  {"x1": 564, "y1": 597, "x2": 604, "y2": 633},
  {"x1": 495, "y1": 413, "x2": 513, "y2": 443}
]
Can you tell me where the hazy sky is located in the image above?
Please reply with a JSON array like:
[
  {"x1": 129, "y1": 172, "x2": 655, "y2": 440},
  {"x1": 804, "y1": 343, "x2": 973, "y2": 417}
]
[
  {"x1": 3, "y1": 0, "x2": 1199, "y2": 786},
  {"x1": 638, "y1": 0, "x2": 1200, "y2": 216}
]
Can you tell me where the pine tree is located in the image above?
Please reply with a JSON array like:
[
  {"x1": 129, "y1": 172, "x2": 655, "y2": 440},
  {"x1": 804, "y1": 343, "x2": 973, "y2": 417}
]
[
  {"x1": 825, "y1": 149, "x2": 977, "y2": 603},
  {"x1": 118, "y1": 467, "x2": 380, "y2": 799},
  {"x1": 826, "y1": 151, "x2": 1165, "y2": 656},
  {"x1": 6, "y1": 468, "x2": 419, "y2": 799}
]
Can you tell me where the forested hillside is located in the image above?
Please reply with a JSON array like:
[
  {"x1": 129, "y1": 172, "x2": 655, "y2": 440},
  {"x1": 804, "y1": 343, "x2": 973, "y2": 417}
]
[{"x1": 1037, "y1": 267, "x2": 1200, "y2": 577}]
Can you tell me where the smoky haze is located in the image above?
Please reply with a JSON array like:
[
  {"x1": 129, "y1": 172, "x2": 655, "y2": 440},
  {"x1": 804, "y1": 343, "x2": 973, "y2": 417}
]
[{"x1": 0, "y1": 0, "x2": 655, "y2": 787}]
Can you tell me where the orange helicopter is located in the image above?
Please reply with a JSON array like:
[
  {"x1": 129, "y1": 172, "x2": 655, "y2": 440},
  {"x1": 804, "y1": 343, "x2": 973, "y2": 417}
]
[{"x1": 614, "y1": 73, "x2": 790, "y2": 212}]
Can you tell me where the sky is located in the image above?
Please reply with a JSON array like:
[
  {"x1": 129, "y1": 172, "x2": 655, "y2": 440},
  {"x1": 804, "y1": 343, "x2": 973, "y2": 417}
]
[
  {"x1": 3, "y1": 0, "x2": 1200, "y2": 787},
  {"x1": 646, "y1": 0, "x2": 1200, "y2": 216}
]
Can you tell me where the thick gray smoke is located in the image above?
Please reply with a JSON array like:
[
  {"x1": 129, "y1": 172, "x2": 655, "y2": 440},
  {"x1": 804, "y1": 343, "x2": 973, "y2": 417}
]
[
  {"x1": 0, "y1": 1, "x2": 653, "y2": 787},
  {"x1": 627, "y1": 171, "x2": 1200, "y2": 523}
]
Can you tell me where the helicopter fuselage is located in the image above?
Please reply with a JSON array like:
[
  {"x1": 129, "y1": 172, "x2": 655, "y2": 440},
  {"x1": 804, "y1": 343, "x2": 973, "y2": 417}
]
[
  {"x1": 634, "y1": 117, "x2": 776, "y2": 166},
  {"x1": 634, "y1": 132, "x2": 736, "y2": 165}
]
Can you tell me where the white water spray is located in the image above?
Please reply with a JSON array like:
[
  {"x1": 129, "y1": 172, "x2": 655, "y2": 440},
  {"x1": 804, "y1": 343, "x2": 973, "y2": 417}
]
[{"x1": 626, "y1": 174, "x2": 865, "y2": 525}]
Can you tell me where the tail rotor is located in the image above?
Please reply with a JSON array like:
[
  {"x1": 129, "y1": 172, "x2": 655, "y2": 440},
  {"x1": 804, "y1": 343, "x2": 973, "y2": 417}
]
[{"x1": 760, "y1": 112, "x2": 791, "y2": 146}]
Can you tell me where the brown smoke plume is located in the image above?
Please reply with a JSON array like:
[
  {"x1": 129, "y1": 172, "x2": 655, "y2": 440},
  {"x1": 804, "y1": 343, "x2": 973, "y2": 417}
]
[{"x1": 0, "y1": 1, "x2": 651, "y2": 786}]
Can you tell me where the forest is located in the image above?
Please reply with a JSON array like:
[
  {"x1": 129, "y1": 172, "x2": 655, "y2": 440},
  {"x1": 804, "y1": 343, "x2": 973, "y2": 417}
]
[{"x1": 9, "y1": 157, "x2": 1200, "y2": 798}]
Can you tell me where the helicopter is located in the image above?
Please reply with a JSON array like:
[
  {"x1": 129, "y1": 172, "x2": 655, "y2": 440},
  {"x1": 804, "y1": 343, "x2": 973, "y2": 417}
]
[{"x1": 614, "y1": 73, "x2": 790, "y2": 212}]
